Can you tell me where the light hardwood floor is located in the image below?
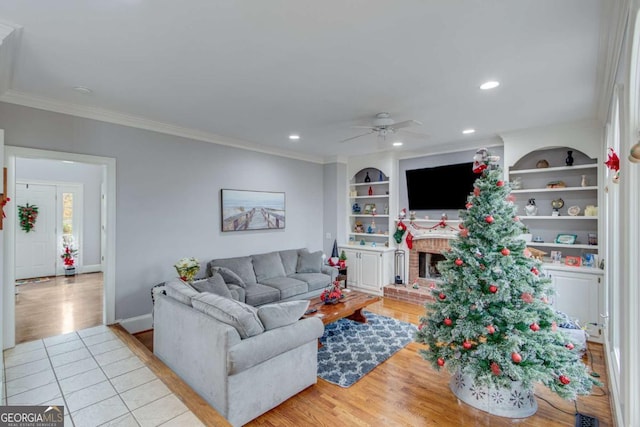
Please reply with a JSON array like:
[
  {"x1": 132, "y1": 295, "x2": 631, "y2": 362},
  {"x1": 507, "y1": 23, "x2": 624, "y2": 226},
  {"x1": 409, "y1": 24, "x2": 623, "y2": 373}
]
[
  {"x1": 133, "y1": 298, "x2": 613, "y2": 426},
  {"x1": 15, "y1": 273, "x2": 103, "y2": 344}
]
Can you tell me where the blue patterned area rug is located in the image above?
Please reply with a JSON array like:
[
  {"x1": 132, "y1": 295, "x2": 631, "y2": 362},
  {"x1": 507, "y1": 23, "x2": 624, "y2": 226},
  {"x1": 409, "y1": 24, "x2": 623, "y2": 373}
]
[{"x1": 317, "y1": 311, "x2": 417, "y2": 387}]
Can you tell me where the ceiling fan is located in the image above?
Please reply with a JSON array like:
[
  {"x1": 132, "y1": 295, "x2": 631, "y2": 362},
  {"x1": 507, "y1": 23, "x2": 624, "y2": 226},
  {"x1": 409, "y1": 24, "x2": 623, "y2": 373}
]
[{"x1": 340, "y1": 112, "x2": 423, "y2": 143}]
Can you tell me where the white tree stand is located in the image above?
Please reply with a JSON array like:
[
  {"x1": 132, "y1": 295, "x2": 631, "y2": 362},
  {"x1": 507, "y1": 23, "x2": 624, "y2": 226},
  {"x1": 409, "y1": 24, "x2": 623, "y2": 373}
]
[{"x1": 450, "y1": 371, "x2": 538, "y2": 418}]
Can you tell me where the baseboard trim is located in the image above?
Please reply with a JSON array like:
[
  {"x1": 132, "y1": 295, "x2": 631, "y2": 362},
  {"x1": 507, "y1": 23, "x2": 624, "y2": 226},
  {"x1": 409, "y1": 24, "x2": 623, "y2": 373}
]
[
  {"x1": 82, "y1": 264, "x2": 103, "y2": 274},
  {"x1": 118, "y1": 313, "x2": 152, "y2": 334}
]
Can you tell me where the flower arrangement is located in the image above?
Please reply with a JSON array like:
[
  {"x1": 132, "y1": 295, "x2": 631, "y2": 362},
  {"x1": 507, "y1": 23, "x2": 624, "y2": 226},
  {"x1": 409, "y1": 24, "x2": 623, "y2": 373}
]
[
  {"x1": 320, "y1": 280, "x2": 343, "y2": 304},
  {"x1": 174, "y1": 257, "x2": 200, "y2": 283},
  {"x1": 60, "y1": 242, "x2": 78, "y2": 267},
  {"x1": 18, "y1": 203, "x2": 39, "y2": 232}
]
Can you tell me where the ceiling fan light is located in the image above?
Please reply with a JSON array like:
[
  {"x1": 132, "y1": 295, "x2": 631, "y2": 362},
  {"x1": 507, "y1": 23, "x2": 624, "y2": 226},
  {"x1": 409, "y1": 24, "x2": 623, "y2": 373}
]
[
  {"x1": 480, "y1": 81, "x2": 500, "y2": 90},
  {"x1": 462, "y1": 129, "x2": 476, "y2": 134},
  {"x1": 288, "y1": 134, "x2": 300, "y2": 140},
  {"x1": 392, "y1": 141, "x2": 403, "y2": 147}
]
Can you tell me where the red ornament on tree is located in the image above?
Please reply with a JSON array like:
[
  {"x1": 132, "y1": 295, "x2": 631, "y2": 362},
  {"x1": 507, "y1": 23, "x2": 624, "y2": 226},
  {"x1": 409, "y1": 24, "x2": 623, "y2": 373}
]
[
  {"x1": 500, "y1": 248, "x2": 510, "y2": 256},
  {"x1": 438, "y1": 293, "x2": 446, "y2": 300},
  {"x1": 529, "y1": 323, "x2": 540, "y2": 332},
  {"x1": 506, "y1": 194, "x2": 516, "y2": 203},
  {"x1": 511, "y1": 352, "x2": 522, "y2": 363},
  {"x1": 454, "y1": 258, "x2": 463, "y2": 266},
  {"x1": 496, "y1": 180, "x2": 504, "y2": 187},
  {"x1": 491, "y1": 362, "x2": 501, "y2": 376},
  {"x1": 485, "y1": 215, "x2": 494, "y2": 224},
  {"x1": 521, "y1": 292, "x2": 534, "y2": 303},
  {"x1": 559, "y1": 375, "x2": 571, "y2": 385},
  {"x1": 459, "y1": 228, "x2": 469, "y2": 238},
  {"x1": 444, "y1": 318, "x2": 453, "y2": 326},
  {"x1": 465, "y1": 202, "x2": 473, "y2": 209},
  {"x1": 486, "y1": 325, "x2": 495, "y2": 334},
  {"x1": 437, "y1": 358, "x2": 445, "y2": 367},
  {"x1": 474, "y1": 187, "x2": 481, "y2": 197},
  {"x1": 488, "y1": 284, "x2": 498, "y2": 293},
  {"x1": 566, "y1": 343, "x2": 575, "y2": 350},
  {"x1": 531, "y1": 267, "x2": 539, "y2": 276},
  {"x1": 462, "y1": 340, "x2": 472, "y2": 349}
]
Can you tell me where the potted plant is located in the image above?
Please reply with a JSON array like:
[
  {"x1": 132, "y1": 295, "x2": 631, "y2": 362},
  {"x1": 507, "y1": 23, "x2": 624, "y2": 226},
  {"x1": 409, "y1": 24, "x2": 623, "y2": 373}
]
[
  {"x1": 339, "y1": 250, "x2": 347, "y2": 269},
  {"x1": 60, "y1": 241, "x2": 78, "y2": 276}
]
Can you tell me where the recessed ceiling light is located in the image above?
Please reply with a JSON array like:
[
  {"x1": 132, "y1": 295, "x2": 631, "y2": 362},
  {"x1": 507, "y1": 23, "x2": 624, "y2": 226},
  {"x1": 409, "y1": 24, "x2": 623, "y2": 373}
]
[
  {"x1": 392, "y1": 141, "x2": 403, "y2": 147},
  {"x1": 480, "y1": 81, "x2": 500, "y2": 90},
  {"x1": 62, "y1": 160, "x2": 75, "y2": 164},
  {"x1": 289, "y1": 134, "x2": 300, "y2": 140},
  {"x1": 73, "y1": 86, "x2": 93, "y2": 94},
  {"x1": 462, "y1": 129, "x2": 476, "y2": 134}
]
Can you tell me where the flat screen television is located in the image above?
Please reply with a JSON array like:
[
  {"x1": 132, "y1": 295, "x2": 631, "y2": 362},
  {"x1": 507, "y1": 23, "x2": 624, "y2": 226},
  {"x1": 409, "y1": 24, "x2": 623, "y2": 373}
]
[{"x1": 406, "y1": 162, "x2": 477, "y2": 210}]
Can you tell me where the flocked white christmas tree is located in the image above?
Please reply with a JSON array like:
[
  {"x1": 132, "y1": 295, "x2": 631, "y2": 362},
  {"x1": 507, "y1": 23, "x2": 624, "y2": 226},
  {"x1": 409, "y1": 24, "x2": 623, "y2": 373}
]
[{"x1": 414, "y1": 150, "x2": 599, "y2": 401}]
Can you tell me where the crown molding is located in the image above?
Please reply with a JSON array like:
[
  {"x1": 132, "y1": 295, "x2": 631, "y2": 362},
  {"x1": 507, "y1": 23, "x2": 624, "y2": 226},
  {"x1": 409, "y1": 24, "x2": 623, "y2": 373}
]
[
  {"x1": 396, "y1": 136, "x2": 504, "y2": 161},
  {"x1": 0, "y1": 89, "x2": 324, "y2": 164}
]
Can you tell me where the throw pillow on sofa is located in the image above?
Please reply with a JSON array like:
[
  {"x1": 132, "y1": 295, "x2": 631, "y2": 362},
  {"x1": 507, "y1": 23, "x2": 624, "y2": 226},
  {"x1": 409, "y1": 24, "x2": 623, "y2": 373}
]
[
  {"x1": 296, "y1": 250, "x2": 322, "y2": 273},
  {"x1": 165, "y1": 280, "x2": 200, "y2": 306},
  {"x1": 252, "y1": 252, "x2": 287, "y2": 282},
  {"x1": 191, "y1": 292, "x2": 264, "y2": 339},
  {"x1": 191, "y1": 272, "x2": 233, "y2": 298},
  {"x1": 257, "y1": 300, "x2": 310, "y2": 331},
  {"x1": 210, "y1": 266, "x2": 246, "y2": 288}
]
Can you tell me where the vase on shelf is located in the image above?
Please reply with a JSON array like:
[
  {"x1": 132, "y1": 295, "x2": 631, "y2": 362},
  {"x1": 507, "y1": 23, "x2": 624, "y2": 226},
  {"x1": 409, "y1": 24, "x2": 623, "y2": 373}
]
[
  {"x1": 565, "y1": 150, "x2": 574, "y2": 166},
  {"x1": 368, "y1": 186, "x2": 373, "y2": 196},
  {"x1": 364, "y1": 172, "x2": 371, "y2": 182},
  {"x1": 378, "y1": 170, "x2": 384, "y2": 181},
  {"x1": 581, "y1": 175, "x2": 588, "y2": 187},
  {"x1": 525, "y1": 198, "x2": 538, "y2": 216}
]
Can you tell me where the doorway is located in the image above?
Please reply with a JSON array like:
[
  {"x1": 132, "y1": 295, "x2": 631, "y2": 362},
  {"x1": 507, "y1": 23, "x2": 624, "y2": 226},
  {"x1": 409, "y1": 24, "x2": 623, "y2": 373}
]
[
  {"x1": 15, "y1": 183, "x2": 57, "y2": 280},
  {"x1": 2, "y1": 147, "x2": 116, "y2": 350}
]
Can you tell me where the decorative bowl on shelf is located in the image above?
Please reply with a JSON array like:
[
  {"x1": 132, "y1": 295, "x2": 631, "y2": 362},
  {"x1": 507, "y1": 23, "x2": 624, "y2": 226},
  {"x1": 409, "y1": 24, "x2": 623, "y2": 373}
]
[{"x1": 567, "y1": 206, "x2": 581, "y2": 216}]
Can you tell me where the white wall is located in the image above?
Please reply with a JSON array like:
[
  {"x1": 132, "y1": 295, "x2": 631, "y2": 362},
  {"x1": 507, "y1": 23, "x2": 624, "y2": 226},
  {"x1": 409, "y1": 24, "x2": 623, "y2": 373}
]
[
  {"x1": 0, "y1": 102, "x2": 324, "y2": 320},
  {"x1": 15, "y1": 158, "x2": 103, "y2": 267},
  {"x1": 398, "y1": 146, "x2": 505, "y2": 220}
]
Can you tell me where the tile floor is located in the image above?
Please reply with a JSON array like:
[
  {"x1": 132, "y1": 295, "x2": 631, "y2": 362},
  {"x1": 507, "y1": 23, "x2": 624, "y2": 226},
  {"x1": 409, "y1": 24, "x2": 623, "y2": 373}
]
[{"x1": 2, "y1": 325, "x2": 205, "y2": 427}]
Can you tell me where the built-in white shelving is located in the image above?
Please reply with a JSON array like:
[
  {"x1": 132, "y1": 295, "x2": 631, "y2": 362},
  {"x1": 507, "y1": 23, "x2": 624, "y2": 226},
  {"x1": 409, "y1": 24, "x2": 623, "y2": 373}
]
[{"x1": 512, "y1": 186, "x2": 597, "y2": 194}]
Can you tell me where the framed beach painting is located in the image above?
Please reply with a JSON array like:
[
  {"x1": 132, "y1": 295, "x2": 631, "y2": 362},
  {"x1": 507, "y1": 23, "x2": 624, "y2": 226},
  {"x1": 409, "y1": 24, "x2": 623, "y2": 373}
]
[{"x1": 221, "y1": 189, "x2": 286, "y2": 232}]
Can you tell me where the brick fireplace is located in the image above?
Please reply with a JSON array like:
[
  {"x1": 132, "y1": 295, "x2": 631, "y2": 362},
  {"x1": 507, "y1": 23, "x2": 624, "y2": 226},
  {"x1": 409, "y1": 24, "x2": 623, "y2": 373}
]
[
  {"x1": 409, "y1": 236, "x2": 453, "y2": 287},
  {"x1": 384, "y1": 235, "x2": 454, "y2": 305}
]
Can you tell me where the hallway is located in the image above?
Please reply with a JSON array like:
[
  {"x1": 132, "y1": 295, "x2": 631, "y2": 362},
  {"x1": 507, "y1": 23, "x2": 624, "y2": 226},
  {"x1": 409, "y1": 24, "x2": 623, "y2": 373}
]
[{"x1": 15, "y1": 273, "x2": 103, "y2": 344}]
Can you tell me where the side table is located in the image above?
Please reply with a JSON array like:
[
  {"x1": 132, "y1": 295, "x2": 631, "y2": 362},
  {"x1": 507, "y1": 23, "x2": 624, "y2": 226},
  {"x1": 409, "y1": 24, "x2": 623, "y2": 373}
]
[{"x1": 336, "y1": 267, "x2": 348, "y2": 288}]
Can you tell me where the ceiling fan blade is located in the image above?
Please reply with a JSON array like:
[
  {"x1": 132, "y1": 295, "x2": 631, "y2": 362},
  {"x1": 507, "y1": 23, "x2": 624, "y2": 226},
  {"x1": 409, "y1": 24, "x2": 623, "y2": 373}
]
[
  {"x1": 339, "y1": 130, "x2": 375, "y2": 143},
  {"x1": 391, "y1": 119, "x2": 422, "y2": 129},
  {"x1": 350, "y1": 125, "x2": 376, "y2": 129}
]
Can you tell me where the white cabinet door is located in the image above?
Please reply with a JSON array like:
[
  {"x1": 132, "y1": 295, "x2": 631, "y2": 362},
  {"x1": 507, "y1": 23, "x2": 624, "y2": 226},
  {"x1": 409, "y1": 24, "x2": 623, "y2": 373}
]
[
  {"x1": 550, "y1": 270, "x2": 602, "y2": 340},
  {"x1": 341, "y1": 248, "x2": 360, "y2": 288},
  {"x1": 359, "y1": 251, "x2": 380, "y2": 292}
]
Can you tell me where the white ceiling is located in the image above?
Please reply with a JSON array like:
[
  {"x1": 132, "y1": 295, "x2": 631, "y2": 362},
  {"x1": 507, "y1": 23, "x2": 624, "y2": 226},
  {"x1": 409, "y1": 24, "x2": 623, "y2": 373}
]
[{"x1": 0, "y1": 1, "x2": 606, "y2": 163}]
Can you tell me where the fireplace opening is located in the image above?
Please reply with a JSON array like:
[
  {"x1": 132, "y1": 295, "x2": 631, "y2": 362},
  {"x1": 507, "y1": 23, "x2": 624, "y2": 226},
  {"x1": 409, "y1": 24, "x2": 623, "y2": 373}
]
[{"x1": 418, "y1": 252, "x2": 447, "y2": 278}]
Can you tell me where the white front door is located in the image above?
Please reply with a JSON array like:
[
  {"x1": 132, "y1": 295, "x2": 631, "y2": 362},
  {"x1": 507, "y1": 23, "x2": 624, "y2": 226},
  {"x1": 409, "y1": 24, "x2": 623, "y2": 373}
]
[{"x1": 15, "y1": 183, "x2": 57, "y2": 279}]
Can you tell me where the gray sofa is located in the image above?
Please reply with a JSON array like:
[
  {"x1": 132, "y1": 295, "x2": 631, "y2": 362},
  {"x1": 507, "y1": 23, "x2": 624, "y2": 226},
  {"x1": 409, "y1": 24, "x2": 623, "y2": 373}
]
[
  {"x1": 153, "y1": 248, "x2": 335, "y2": 426},
  {"x1": 154, "y1": 284, "x2": 324, "y2": 426},
  {"x1": 206, "y1": 248, "x2": 338, "y2": 306}
]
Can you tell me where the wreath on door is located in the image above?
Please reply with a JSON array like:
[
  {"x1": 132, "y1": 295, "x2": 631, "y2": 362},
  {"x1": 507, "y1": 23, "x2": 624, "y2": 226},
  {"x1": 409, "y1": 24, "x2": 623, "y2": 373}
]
[{"x1": 18, "y1": 203, "x2": 39, "y2": 232}]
